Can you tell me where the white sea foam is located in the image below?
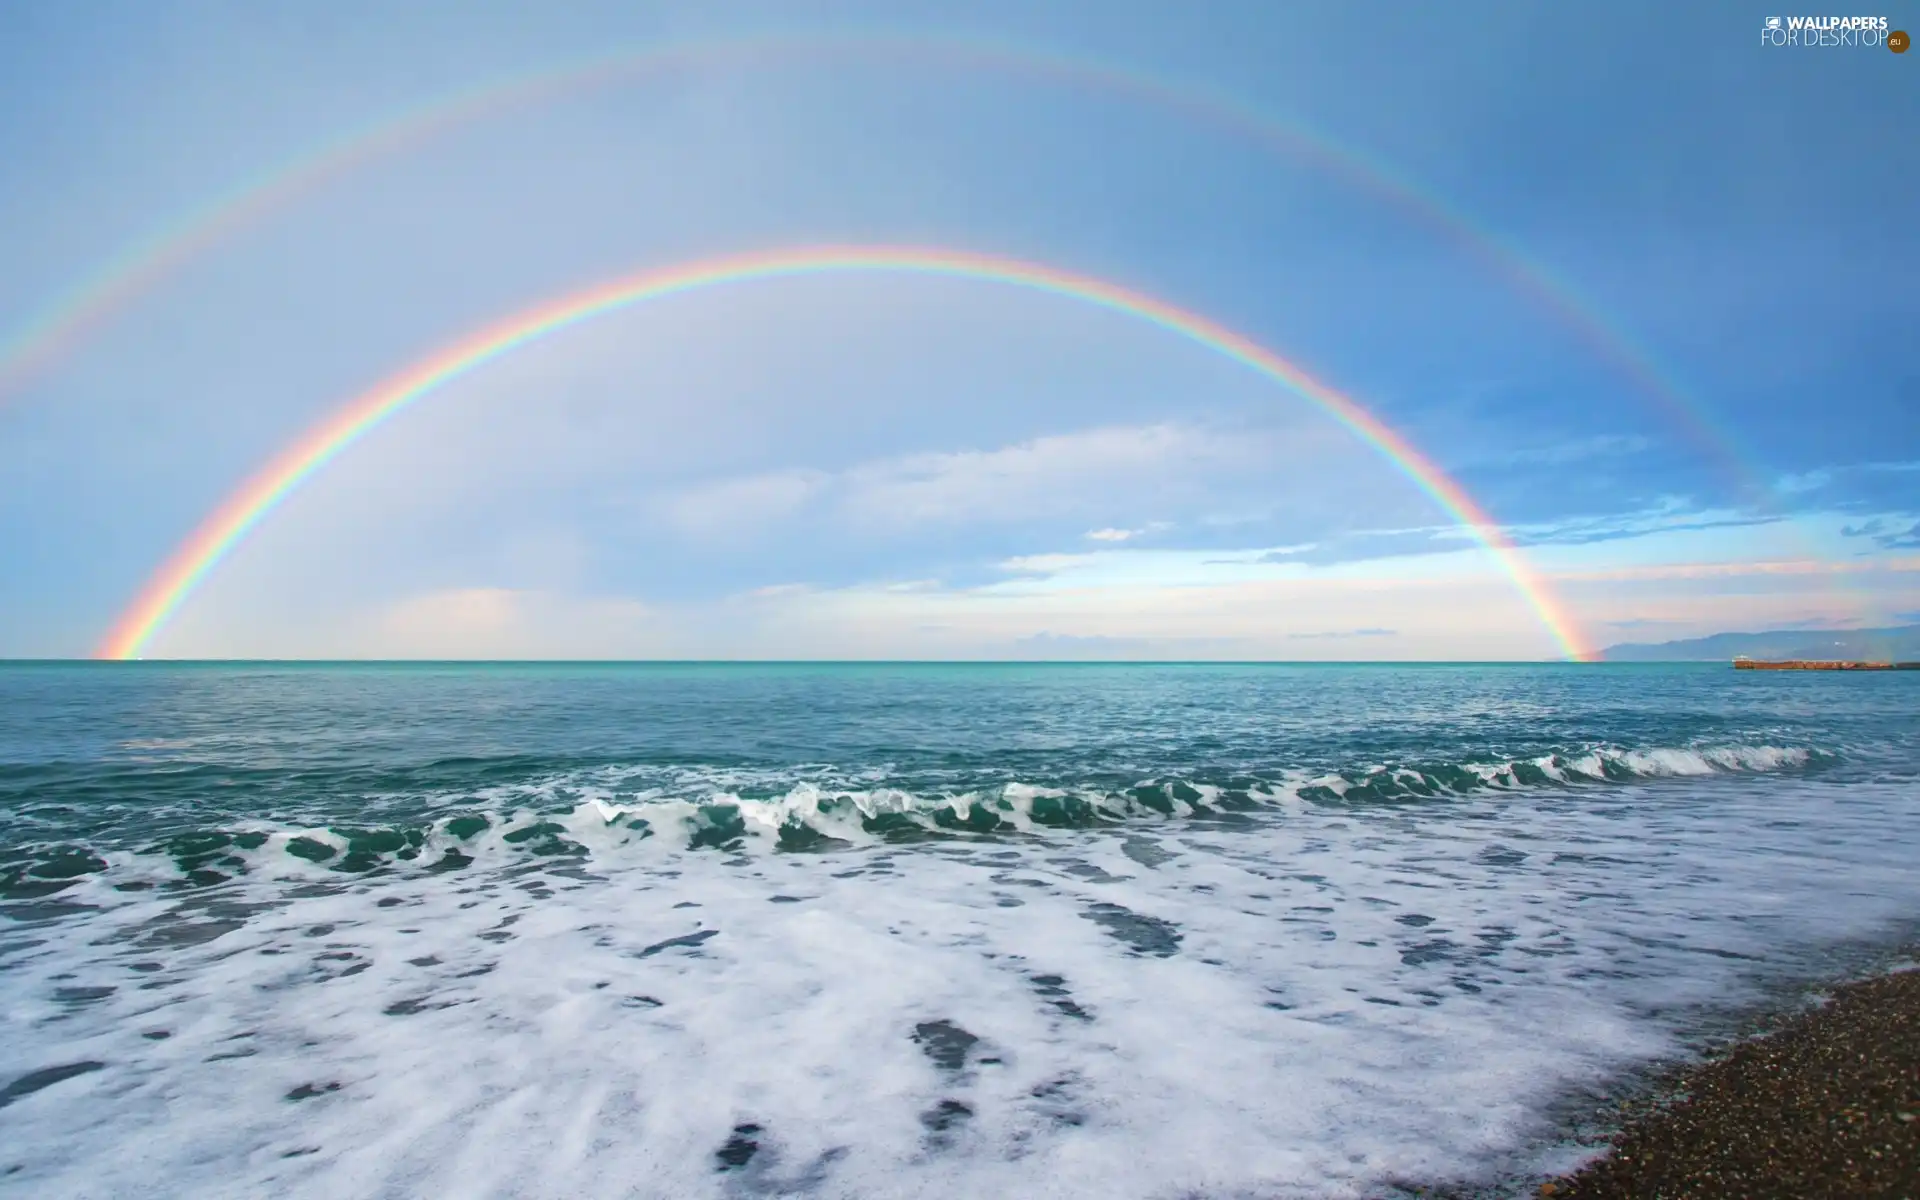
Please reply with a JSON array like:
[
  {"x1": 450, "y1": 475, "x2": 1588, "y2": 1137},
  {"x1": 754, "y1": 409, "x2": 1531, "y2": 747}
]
[{"x1": 1, "y1": 762, "x2": 1914, "y2": 1199}]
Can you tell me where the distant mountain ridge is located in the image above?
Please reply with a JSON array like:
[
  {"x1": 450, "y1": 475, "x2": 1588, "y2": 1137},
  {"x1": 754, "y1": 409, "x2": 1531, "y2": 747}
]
[{"x1": 1600, "y1": 623, "x2": 1920, "y2": 662}]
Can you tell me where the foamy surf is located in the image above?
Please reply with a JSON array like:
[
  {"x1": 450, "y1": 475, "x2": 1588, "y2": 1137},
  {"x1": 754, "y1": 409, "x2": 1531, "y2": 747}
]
[{"x1": 4, "y1": 771, "x2": 1917, "y2": 1197}]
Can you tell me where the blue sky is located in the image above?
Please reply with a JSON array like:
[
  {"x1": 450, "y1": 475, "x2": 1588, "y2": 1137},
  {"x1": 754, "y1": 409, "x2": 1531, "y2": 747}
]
[{"x1": 1, "y1": 0, "x2": 1915, "y2": 659}]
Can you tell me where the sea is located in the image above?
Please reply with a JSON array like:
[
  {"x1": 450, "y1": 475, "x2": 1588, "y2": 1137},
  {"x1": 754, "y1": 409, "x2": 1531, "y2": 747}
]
[{"x1": 1, "y1": 661, "x2": 1915, "y2": 1199}]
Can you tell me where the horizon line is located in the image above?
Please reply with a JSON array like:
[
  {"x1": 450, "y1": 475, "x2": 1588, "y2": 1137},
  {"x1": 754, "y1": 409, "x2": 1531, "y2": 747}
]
[{"x1": 10, "y1": 657, "x2": 1627, "y2": 666}]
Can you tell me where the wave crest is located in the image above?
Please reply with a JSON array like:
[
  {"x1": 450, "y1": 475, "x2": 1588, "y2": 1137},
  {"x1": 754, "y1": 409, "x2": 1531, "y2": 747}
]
[{"x1": 0, "y1": 742, "x2": 1826, "y2": 897}]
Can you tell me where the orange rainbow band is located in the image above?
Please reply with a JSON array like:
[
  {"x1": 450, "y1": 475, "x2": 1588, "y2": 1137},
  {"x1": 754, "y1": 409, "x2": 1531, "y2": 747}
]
[{"x1": 96, "y1": 246, "x2": 1593, "y2": 661}]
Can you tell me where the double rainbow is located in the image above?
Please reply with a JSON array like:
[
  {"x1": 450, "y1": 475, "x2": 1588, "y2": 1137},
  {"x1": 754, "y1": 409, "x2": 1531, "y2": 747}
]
[{"x1": 95, "y1": 247, "x2": 1593, "y2": 661}]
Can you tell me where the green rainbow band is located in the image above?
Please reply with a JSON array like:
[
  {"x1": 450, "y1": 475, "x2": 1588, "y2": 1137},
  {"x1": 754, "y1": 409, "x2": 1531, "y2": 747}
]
[{"x1": 96, "y1": 246, "x2": 1593, "y2": 661}]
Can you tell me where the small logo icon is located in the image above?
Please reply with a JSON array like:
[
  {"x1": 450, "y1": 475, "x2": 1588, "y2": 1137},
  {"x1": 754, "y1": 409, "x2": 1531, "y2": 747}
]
[
  {"x1": 1765, "y1": 16, "x2": 1783, "y2": 31},
  {"x1": 1892, "y1": 29, "x2": 1911, "y2": 51}
]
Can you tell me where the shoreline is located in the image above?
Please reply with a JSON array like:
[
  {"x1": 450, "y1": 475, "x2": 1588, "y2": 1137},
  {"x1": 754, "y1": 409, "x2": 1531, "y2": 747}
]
[{"x1": 1538, "y1": 963, "x2": 1920, "y2": 1198}]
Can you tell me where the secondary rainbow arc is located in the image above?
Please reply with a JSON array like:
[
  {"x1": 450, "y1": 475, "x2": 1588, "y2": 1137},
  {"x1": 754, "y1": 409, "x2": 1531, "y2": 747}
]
[
  {"x1": 0, "y1": 33, "x2": 1750, "y2": 490},
  {"x1": 96, "y1": 246, "x2": 1593, "y2": 662}
]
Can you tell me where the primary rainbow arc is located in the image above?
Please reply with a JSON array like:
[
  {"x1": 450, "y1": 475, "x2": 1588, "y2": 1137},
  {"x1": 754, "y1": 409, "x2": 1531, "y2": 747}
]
[{"x1": 96, "y1": 246, "x2": 1594, "y2": 661}]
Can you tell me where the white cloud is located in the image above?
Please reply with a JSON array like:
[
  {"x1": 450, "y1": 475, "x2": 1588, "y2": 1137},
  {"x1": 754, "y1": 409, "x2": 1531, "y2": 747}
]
[
  {"x1": 649, "y1": 421, "x2": 1300, "y2": 540},
  {"x1": 662, "y1": 468, "x2": 829, "y2": 537},
  {"x1": 1085, "y1": 521, "x2": 1173, "y2": 543},
  {"x1": 701, "y1": 566, "x2": 1552, "y2": 660},
  {"x1": 149, "y1": 525, "x2": 1920, "y2": 661},
  {"x1": 1288, "y1": 627, "x2": 1397, "y2": 639},
  {"x1": 1773, "y1": 470, "x2": 1832, "y2": 495},
  {"x1": 151, "y1": 586, "x2": 662, "y2": 659},
  {"x1": 996, "y1": 552, "x2": 1097, "y2": 577},
  {"x1": 837, "y1": 423, "x2": 1254, "y2": 528},
  {"x1": 358, "y1": 588, "x2": 662, "y2": 659},
  {"x1": 745, "y1": 582, "x2": 814, "y2": 599}
]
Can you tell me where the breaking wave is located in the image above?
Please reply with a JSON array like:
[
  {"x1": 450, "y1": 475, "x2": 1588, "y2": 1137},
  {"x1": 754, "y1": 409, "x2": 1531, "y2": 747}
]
[{"x1": 0, "y1": 743, "x2": 1827, "y2": 897}]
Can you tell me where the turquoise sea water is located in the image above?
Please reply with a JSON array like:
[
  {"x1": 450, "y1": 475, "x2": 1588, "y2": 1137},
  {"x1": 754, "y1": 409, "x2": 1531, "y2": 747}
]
[{"x1": 2, "y1": 662, "x2": 1916, "y2": 1197}]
